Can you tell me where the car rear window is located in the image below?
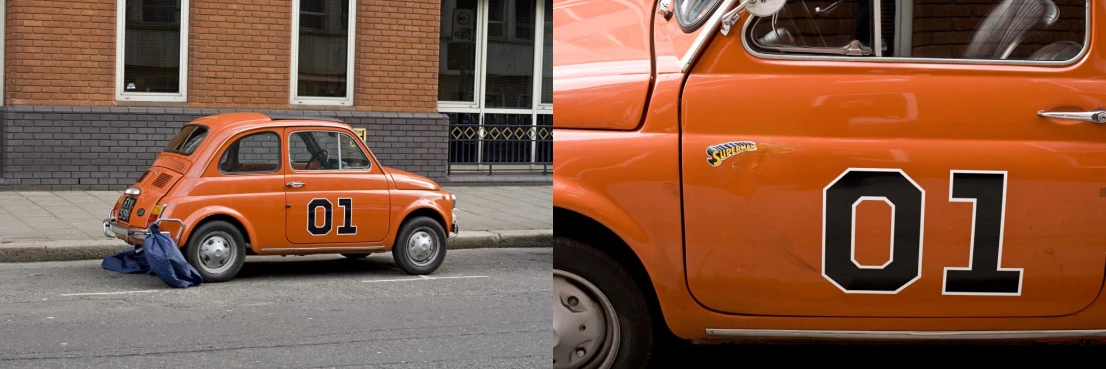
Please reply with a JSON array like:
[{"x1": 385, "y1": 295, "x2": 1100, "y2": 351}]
[{"x1": 165, "y1": 124, "x2": 209, "y2": 155}]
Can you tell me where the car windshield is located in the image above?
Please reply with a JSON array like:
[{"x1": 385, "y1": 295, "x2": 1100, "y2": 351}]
[{"x1": 164, "y1": 125, "x2": 208, "y2": 155}]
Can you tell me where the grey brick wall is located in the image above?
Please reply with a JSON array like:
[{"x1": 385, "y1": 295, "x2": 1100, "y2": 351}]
[{"x1": 0, "y1": 106, "x2": 449, "y2": 191}]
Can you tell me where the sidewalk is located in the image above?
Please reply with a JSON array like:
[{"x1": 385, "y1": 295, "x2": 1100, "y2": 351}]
[{"x1": 0, "y1": 185, "x2": 552, "y2": 262}]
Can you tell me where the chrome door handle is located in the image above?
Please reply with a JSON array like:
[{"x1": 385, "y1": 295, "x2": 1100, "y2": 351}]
[
  {"x1": 1038, "y1": 109, "x2": 1106, "y2": 124},
  {"x1": 286, "y1": 181, "x2": 304, "y2": 188}
]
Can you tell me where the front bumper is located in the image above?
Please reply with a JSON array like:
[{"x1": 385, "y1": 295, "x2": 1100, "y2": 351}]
[{"x1": 449, "y1": 210, "x2": 459, "y2": 238}]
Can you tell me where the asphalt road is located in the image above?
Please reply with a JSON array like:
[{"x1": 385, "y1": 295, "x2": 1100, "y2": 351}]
[{"x1": 0, "y1": 248, "x2": 551, "y2": 369}]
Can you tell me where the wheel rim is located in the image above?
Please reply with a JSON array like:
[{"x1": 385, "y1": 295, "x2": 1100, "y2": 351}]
[
  {"x1": 406, "y1": 229, "x2": 438, "y2": 267},
  {"x1": 553, "y1": 269, "x2": 619, "y2": 369},
  {"x1": 197, "y1": 233, "x2": 236, "y2": 274}
]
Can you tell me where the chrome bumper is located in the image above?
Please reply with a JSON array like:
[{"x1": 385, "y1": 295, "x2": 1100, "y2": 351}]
[
  {"x1": 103, "y1": 210, "x2": 185, "y2": 245},
  {"x1": 449, "y1": 210, "x2": 458, "y2": 238}
]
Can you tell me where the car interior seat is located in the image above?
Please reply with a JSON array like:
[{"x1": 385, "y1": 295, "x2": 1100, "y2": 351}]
[{"x1": 961, "y1": 0, "x2": 1060, "y2": 60}]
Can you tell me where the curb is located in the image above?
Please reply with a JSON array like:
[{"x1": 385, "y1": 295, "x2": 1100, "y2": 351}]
[{"x1": 0, "y1": 229, "x2": 553, "y2": 263}]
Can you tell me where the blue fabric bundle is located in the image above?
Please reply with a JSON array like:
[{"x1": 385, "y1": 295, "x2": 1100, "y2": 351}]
[{"x1": 102, "y1": 223, "x2": 204, "y2": 288}]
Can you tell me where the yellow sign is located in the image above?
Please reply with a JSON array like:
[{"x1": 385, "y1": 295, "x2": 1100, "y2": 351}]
[{"x1": 352, "y1": 128, "x2": 367, "y2": 146}]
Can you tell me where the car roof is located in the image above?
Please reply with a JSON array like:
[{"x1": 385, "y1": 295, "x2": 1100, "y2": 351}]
[{"x1": 187, "y1": 112, "x2": 354, "y2": 134}]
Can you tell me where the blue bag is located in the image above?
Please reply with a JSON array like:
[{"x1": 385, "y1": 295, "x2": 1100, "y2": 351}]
[
  {"x1": 101, "y1": 223, "x2": 203, "y2": 288},
  {"x1": 143, "y1": 223, "x2": 204, "y2": 288},
  {"x1": 101, "y1": 247, "x2": 152, "y2": 274}
]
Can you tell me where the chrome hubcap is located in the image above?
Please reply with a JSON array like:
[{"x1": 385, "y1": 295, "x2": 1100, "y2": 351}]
[
  {"x1": 406, "y1": 230, "x2": 438, "y2": 267},
  {"x1": 198, "y1": 234, "x2": 234, "y2": 273},
  {"x1": 553, "y1": 269, "x2": 618, "y2": 369}
]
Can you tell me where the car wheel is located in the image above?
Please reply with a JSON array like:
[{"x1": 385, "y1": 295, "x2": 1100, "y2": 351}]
[
  {"x1": 553, "y1": 237, "x2": 653, "y2": 369},
  {"x1": 391, "y1": 216, "x2": 447, "y2": 275},
  {"x1": 184, "y1": 220, "x2": 247, "y2": 283},
  {"x1": 341, "y1": 253, "x2": 370, "y2": 259}
]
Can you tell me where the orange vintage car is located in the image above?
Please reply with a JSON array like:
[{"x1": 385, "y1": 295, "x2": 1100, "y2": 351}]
[
  {"x1": 553, "y1": 0, "x2": 1105, "y2": 367},
  {"x1": 103, "y1": 112, "x2": 457, "y2": 282}
]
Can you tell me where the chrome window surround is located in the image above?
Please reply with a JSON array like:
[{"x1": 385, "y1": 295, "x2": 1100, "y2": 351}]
[
  {"x1": 674, "y1": 0, "x2": 727, "y2": 33},
  {"x1": 679, "y1": 0, "x2": 740, "y2": 72},
  {"x1": 740, "y1": 0, "x2": 1091, "y2": 67},
  {"x1": 287, "y1": 129, "x2": 374, "y2": 174}
]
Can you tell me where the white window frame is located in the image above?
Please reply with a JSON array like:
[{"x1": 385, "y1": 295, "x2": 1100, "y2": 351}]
[
  {"x1": 115, "y1": 0, "x2": 190, "y2": 103},
  {"x1": 438, "y1": 0, "x2": 488, "y2": 110},
  {"x1": 535, "y1": 0, "x2": 551, "y2": 113},
  {"x1": 290, "y1": 0, "x2": 357, "y2": 106}
]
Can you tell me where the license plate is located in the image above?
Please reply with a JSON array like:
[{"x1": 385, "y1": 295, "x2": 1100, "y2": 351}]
[{"x1": 118, "y1": 197, "x2": 136, "y2": 222}]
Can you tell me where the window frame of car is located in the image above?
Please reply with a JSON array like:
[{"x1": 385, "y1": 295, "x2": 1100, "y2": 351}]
[
  {"x1": 739, "y1": 0, "x2": 1092, "y2": 67},
  {"x1": 164, "y1": 124, "x2": 210, "y2": 156},
  {"x1": 215, "y1": 129, "x2": 285, "y2": 176},
  {"x1": 286, "y1": 128, "x2": 375, "y2": 174},
  {"x1": 674, "y1": 0, "x2": 727, "y2": 33}
]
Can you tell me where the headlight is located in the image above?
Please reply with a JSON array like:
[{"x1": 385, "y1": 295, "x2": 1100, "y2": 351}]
[{"x1": 451, "y1": 194, "x2": 456, "y2": 209}]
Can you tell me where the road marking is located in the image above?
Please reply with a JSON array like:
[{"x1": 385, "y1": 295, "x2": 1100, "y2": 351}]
[
  {"x1": 60, "y1": 290, "x2": 162, "y2": 297},
  {"x1": 361, "y1": 275, "x2": 488, "y2": 283}
]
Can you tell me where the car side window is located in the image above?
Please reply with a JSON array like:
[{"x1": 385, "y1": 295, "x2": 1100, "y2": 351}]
[
  {"x1": 289, "y1": 130, "x2": 372, "y2": 171},
  {"x1": 746, "y1": 0, "x2": 1087, "y2": 63},
  {"x1": 218, "y1": 131, "x2": 282, "y2": 174},
  {"x1": 339, "y1": 133, "x2": 372, "y2": 170}
]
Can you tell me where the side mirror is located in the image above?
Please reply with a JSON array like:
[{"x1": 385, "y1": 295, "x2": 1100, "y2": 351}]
[{"x1": 720, "y1": 0, "x2": 786, "y2": 36}]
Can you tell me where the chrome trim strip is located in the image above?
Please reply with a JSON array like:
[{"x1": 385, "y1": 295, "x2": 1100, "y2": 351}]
[
  {"x1": 740, "y1": 0, "x2": 1091, "y2": 67},
  {"x1": 706, "y1": 328, "x2": 1106, "y2": 340},
  {"x1": 680, "y1": 0, "x2": 739, "y2": 73},
  {"x1": 259, "y1": 246, "x2": 386, "y2": 253}
]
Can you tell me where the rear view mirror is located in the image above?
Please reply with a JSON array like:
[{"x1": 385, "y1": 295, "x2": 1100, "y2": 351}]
[{"x1": 720, "y1": 0, "x2": 786, "y2": 36}]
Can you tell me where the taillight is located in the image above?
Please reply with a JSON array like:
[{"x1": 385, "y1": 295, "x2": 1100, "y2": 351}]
[{"x1": 147, "y1": 204, "x2": 167, "y2": 223}]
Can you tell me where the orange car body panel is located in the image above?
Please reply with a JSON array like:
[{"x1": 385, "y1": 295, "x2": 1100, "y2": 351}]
[
  {"x1": 553, "y1": 0, "x2": 1106, "y2": 342},
  {"x1": 108, "y1": 112, "x2": 455, "y2": 255}
]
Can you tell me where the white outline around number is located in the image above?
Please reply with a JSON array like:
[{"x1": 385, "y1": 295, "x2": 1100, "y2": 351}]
[
  {"x1": 850, "y1": 196, "x2": 895, "y2": 269},
  {"x1": 821, "y1": 168, "x2": 926, "y2": 295}
]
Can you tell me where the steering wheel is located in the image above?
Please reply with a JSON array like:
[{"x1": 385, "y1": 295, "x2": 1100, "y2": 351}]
[{"x1": 307, "y1": 150, "x2": 329, "y2": 170}]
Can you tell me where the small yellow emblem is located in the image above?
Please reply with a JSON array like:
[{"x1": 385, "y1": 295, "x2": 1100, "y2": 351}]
[{"x1": 706, "y1": 141, "x2": 757, "y2": 167}]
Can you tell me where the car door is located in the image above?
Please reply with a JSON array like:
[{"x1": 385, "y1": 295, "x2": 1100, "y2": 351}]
[
  {"x1": 678, "y1": 0, "x2": 1106, "y2": 318},
  {"x1": 284, "y1": 127, "x2": 392, "y2": 245},
  {"x1": 196, "y1": 127, "x2": 289, "y2": 250}
]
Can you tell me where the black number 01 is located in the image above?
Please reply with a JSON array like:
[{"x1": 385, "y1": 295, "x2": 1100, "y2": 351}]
[
  {"x1": 822, "y1": 169, "x2": 1023, "y2": 296},
  {"x1": 307, "y1": 198, "x2": 358, "y2": 236}
]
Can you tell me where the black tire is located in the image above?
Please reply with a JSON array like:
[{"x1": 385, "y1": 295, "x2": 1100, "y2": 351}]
[
  {"x1": 553, "y1": 237, "x2": 654, "y2": 369},
  {"x1": 341, "y1": 253, "x2": 371, "y2": 259},
  {"x1": 184, "y1": 220, "x2": 247, "y2": 283},
  {"x1": 391, "y1": 216, "x2": 447, "y2": 275}
]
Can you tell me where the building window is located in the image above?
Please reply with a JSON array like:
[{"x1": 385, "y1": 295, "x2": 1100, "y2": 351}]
[
  {"x1": 540, "y1": 0, "x2": 551, "y2": 106},
  {"x1": 116, "y1": 0, "x2": 189, "y2": 102},
  {"x1": 440, "y1": 0, "x2": 551, "y2": 174},
  {"x1": 439, "y1": 0, "x2": 480, "y2": 105},
  {"x1": 291, "y1": 0, "x2": 356, "y2": 106}
]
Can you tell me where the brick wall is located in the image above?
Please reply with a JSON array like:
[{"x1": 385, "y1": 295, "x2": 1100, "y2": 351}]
[
  {"x1": 0, "y1": 106, "x2": 448, "y2": 190},
  {"x1": 5, "y1": 0, "x2": 441, "y2": 113},
  {"x1": 6, "y1": 1, "x2": 116, "y2": 106}
]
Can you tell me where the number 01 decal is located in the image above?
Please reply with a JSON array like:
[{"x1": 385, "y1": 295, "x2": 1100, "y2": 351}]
[
  {"x1": 307, "y1": 198, "x2": 358, "y2": 236},
  {"x1": 822, "y1": 168, "x2": 1023, "y2": 296}
]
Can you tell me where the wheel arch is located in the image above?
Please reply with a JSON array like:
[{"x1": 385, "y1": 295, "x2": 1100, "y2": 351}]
[
  {"x1": 554, "y1": 206, "x2": 670, "y2": 337},
  {"x1": 180, "y1": 212, "x2": 254, "y2": 254},
  {"x1": 399, "y1": 207, "x2": 448, "y2": 239}
]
